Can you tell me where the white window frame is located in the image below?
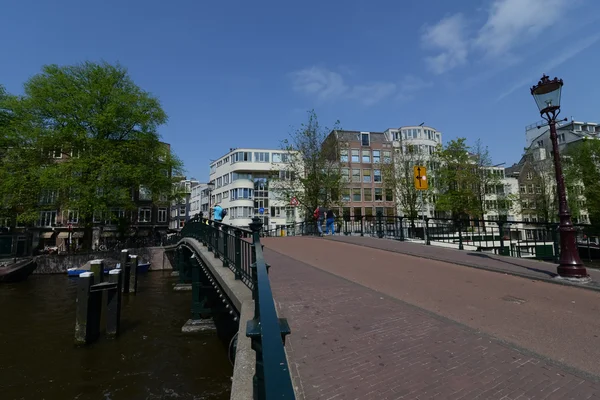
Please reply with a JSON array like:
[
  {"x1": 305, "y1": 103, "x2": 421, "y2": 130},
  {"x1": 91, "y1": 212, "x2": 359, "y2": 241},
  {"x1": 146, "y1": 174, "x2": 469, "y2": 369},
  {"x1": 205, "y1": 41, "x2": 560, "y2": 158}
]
[
  {"x1": 158, "y1": 207, "x2": 167, "y2": 223},
  {"x1": 138, "y1": 207, "x2": 152, "y2": 223}
]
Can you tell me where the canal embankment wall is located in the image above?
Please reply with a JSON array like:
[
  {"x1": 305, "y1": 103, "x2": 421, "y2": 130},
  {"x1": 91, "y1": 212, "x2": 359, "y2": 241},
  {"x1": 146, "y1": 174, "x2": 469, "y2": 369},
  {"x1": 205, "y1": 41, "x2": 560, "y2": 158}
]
[{"x1": 33, "y1": 247, "x2": 173, "y2": 274}]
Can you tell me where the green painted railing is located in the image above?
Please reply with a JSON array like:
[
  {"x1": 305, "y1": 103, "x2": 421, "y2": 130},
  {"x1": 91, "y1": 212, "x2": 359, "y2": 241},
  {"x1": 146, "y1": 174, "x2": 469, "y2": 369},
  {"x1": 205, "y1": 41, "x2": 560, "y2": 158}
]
[{"x1": 168, "y1": 213, "x2": 296, "y2": 400}]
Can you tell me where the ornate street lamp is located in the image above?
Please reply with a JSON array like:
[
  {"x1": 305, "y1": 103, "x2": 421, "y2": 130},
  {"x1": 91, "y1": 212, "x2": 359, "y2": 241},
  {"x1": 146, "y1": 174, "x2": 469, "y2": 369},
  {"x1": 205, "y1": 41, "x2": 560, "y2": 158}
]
[
  {"x1": 530, "y1": 75, "x2": 588, "y2": 279},
  {"x1": 207, "y1": 181, "x2": 215, "y2": 217}
]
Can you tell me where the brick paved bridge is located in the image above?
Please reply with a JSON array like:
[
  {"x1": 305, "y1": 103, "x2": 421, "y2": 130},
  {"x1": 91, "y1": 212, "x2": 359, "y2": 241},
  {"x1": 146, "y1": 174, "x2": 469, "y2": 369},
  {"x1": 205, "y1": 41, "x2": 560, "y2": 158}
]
[{"x1": 262, "y1": 235, "x2": 600, "y2": 400}]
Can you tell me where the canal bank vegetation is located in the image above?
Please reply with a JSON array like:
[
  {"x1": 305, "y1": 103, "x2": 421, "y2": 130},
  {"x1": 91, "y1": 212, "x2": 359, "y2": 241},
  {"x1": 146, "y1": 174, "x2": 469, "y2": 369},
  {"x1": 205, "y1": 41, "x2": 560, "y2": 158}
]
[{"x1": 0, "y1": 61, "x2": 183, "y2": 251}]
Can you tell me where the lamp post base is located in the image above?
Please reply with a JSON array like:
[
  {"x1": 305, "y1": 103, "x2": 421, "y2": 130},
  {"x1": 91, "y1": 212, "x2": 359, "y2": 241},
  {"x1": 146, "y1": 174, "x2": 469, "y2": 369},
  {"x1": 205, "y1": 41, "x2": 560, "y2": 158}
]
[{"x1": 556, "y1": 265, "x2": 589, "y2": 280}]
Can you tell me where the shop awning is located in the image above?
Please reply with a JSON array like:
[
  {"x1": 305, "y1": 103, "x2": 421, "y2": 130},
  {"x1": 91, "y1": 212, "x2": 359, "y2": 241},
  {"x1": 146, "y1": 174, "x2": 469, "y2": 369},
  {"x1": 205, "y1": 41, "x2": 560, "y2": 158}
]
[
  {"x1": 40, "y1": 232, "x2": 54, "y2": 239},
  {"x1": 72, "y1": 232, "x2": 84, "y2": 239},
  {"x1": 57, "y1": 232, "x2": 69, "y2": 239}
]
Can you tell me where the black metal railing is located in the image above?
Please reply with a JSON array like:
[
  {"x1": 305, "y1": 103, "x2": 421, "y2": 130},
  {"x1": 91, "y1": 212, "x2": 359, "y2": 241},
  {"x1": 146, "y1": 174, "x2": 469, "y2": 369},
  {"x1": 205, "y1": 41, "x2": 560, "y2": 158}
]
[
  {"x1": 167, "y1": 213, "x2": 296, "y2": 399},
  {"x1": 263, "y1": 213, "x2": 600, "y2": 264}
]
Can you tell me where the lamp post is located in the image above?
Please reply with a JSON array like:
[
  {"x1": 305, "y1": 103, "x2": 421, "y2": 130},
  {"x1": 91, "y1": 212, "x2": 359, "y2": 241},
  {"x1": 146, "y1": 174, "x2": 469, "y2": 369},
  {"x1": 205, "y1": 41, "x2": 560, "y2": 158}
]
[
  {"x1": 530, "y1": 74, "x2": 588, "y2": 279},
  {"x1": 207, "y1": 181, "x2": 215, "y2": 219}
]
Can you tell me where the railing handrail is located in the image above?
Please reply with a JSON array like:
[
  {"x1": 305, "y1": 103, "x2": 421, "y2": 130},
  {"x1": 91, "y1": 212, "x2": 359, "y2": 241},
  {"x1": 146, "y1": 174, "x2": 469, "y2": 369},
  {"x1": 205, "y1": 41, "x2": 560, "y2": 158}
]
[{"x1": 251, "y1": 229, "x2": 296, "y2": 397}]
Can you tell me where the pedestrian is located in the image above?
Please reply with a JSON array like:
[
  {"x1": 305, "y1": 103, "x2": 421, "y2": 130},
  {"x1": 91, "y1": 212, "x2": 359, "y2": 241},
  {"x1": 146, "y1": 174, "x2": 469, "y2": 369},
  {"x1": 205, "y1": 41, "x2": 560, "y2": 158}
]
[
  {"x1": 213, "y1": 203, "x2": 223, "y2": 222},
  {"x1": 313, "y1": 205, "x2": 326, "y2": 237},
  {"x1": 325, "y1": 209, "x2": 336, "y2": 235}
]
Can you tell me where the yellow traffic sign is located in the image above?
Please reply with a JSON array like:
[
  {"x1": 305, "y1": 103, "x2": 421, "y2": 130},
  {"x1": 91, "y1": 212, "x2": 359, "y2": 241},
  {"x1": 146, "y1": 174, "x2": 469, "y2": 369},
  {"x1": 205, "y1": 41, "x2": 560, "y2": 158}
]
[{"x1": 413, "y1": 165, "x2": 428, "y2": 190}]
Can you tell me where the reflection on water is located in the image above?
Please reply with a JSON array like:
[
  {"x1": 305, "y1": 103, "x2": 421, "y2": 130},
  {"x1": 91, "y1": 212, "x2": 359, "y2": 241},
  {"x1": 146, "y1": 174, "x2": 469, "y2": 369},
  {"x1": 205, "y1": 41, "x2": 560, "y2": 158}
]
[{"x1": 0, "y1": 272, "x2": 232, "y2": 399}]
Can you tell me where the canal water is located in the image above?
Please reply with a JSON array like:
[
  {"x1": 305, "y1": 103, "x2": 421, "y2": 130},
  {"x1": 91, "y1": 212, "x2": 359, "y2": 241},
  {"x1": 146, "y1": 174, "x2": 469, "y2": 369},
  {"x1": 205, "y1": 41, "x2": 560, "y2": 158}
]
[{"x1": 0, "y1": 271, "x2": 232, "y2": 400}]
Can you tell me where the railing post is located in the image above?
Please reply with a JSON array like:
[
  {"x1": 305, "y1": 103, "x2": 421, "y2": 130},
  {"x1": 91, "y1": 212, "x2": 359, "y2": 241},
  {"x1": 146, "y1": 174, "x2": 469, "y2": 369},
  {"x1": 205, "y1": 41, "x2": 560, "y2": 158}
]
[
  {"x1": 425, "y1": 216, "x2": 431, "y2": 245},
  {"x1": 499, "y1": 221, "x2": 505, "y2": 256},
  {"x1": 207, "y1": 220, "x2": 214, "y2": 252},
  {"x1": 222, "y1": 225, "x2": 229, "y2": 268},
  {"x1": 249, "y1": 218, "x2": 261, "y2": 305},
  {"x1": 399, "y1": 217, "x2": 405, "y2": 241},
  {"x1": 234, "y1": 229, "x2": 242, "y2": 280},
  {"x1": 458, "y1": 219, "x2": 464, "y2": 250},
  {"x1": 552, "y1": 223, "x2": 560, "y2": 263},
  {"x1": 360, "y1": 216, "x2": 364, "y2": 237},
  {"x1": 376, "y1": 211, "x2": 384, "y2": 239},
  {"x1": 214, "y1": 222, "x2": 220, "y2": 258}
]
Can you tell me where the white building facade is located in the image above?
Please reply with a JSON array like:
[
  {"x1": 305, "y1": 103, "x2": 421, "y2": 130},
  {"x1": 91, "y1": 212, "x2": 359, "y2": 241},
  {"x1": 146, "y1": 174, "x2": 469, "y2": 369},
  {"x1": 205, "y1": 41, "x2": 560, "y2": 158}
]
[
  {"x1": 208, "y1": 148, "x2": 301, "y2": 230},
  {"x1": 383, "y1": 125, "x2": 442, "y2": 217}
]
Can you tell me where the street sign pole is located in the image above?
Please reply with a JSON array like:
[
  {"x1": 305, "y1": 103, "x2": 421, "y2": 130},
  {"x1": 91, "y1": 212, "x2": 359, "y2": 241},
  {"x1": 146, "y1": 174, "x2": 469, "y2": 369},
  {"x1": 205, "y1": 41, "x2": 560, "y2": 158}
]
[{"x1": 420, "y1": 190, "x2": 427, "y2": 243}]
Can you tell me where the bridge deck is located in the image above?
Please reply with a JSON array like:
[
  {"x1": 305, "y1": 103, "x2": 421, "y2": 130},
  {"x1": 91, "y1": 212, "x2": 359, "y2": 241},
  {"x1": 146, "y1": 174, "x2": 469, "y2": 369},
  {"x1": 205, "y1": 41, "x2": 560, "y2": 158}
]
[{"x1": 262, "y1": 236, "x2": 600, "y2": 400}]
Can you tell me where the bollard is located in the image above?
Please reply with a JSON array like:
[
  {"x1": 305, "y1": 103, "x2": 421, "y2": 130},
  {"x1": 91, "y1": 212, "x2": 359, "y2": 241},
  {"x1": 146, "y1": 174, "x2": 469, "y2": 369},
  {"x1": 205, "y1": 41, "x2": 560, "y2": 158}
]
[
  {"x1": 74, "y1": 272, "x2": 101, "y2": 345},
  {"x1": 89, "y1": 260, "x2": 104, "y2": 283},
  {"x1": 129, "y1": 255, "x2": 139, "y2": 294},
  {"x1": 106, "y1": 269, "x2": 122, "y2": 338},
  {"x1": 121, "y1": 249, "x2": 131, "y2": 293}
]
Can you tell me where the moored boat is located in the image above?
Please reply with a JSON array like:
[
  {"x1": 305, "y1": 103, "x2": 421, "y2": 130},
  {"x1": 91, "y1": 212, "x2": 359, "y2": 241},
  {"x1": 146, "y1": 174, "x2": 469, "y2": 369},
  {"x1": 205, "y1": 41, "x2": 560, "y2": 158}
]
[
  {"x1": 66, "y1": 259, "x2": 110, "y2": 277},
  {"x1": 0, "y1": 258, "x2": 37, "y2": 283}
]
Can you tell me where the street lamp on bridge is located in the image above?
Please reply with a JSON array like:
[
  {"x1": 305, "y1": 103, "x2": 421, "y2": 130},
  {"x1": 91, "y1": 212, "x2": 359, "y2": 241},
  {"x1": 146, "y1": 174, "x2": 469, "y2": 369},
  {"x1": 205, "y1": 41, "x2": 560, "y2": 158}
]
[
  {"x1": 207, "y1": 181, "x2": 215, "y2": 219},
  {"x1": 530, "y1": 74, "x2": 588, "y2": 279}
]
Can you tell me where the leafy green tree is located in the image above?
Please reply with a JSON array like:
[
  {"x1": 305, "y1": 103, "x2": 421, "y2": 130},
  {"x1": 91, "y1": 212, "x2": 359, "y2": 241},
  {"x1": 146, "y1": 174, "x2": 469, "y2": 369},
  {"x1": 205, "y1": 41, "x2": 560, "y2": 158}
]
[
  {"x1": 565, "y1": 138, "x2": 600, "y2": 227},
  {"x1": 272, "y1": 110, "x2": 344, "y2": 219},
  {"x1": 432, "y1": 138, "x2": 479, "y2": 218},
  {"x1": 2, "y1": 62, "x2": 183, "y2": 248}
]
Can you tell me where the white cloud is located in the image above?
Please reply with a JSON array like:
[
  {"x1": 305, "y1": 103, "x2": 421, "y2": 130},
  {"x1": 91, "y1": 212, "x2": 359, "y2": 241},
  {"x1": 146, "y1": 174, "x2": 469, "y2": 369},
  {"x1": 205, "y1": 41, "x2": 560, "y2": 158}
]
[
  {"x1": 421, "y1": 14, "x2": 469, "y2": 74},
  {"x1": 422, "y1": 0, "x2": 573, "y2": 73},
  {"x1": 290, "y1": 67, "x2": 347, "y2": 101},
  {"x1": 497, "y1": 33, "x2": 600, "y2": 101},
  {"x1": 474, "y1": 0, "x2": 570, "y2": 57},
  {"x1": 290, "y1": 67, "x2": 399, "y2": 106}
]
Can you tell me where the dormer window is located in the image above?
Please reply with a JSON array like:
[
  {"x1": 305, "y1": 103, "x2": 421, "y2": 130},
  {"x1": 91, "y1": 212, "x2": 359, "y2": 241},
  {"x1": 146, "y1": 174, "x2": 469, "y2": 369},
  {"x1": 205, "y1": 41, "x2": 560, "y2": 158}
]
[{"x1": 361, "y1": 133, "x2": 370, "y2": 146}]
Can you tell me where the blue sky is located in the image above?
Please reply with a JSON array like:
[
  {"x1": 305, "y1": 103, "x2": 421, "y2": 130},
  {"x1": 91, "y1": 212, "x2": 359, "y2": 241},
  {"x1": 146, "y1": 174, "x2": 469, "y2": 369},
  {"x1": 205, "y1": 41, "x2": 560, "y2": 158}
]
[{"x1": 2, "y1": 0, "x2": 599, "y2": 181}]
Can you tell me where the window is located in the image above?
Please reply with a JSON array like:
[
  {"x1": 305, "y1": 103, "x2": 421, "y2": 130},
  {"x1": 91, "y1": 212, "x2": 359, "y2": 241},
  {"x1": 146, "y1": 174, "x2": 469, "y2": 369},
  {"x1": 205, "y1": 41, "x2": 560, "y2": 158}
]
[
  {"x1": 278, "y1": 170, "x2": 296, "y2": 181},
  {"x1": 341, "y1": 168, "x2": 350, "y2": 182},
  {"x1": 232, "y1": 151, "x2": 252, "y2": 163},
  {"x1": 158, "y1": 208, "x2": 167, "y2": 223},
  {"x1": 361, "y1": 133, "x2": 370, "y2": 146},
  {"x1": 340, "y1": 149, "x2": 348, "y2": 162},
  {"x1": 364, "y1": 188, "x2": 372, "y2": 202},
  {"x1": 375, "y1": 188, "x2": 383, "y2": 201},
  {"x1": 558, "y1": 133, "x2": 566, "y2": 143},
  {"x1": 179, "y1": 220, "x2": 185, "y2": 228},
  {"x1": 216, "y1": 193, "x2": 222, "y2": 203},
  {"x1": 40, "y1": 189, "x2": 58, "y2": 205},
  {"x1": 222, "y1": 191, "x2": 229, "y2": 199},
  {"x1": 341, "y1": 189, "x2": 350, "y2": 202},
  {"x1": 537, "y1": 140, "x2": 544, "y2": 148},
  {"x1": 270, "y1": 206, "x2": 284, "y2": 217},
  {"x1": 254, "y1": 152, "x2": 270, "y2": 162},
  {"x1": 352, "y1": 169, "x2": 361, "y2": 183},
  {"x1": 223, "y1": 174, "x2": 230, "y2": 185},
  {"x1": 64, "y1": 210, "x2": 79, "y2": 224},
  {"x1": 351, "y1": 149, "x2": 360, "y2": 163},
  {"x1": 362, "y1": 150, "x2": 371, "y2": 163},
  {"x1": 232, "y1": 172, "x2": 252, "y2": 181},
  {"x1": 230, "y1": 188, "x2": 253, "y2": 200},
  {"x1": 385, "y1": 207, "x2": 395, "y2": 217},
  {"x1": 527, "y1": 172, "x2": 533, "y2": 180},
  {"x1": 210, "y1": 164, "x2": 216, "y2": 174},
  {"x1": 363, "y1": 169, "x2": 372, "y2": 183},
  {"x1": 382, "y1": 151, "x2": 391, "y2": 163},
  {"x1": 528, "y1": 184, "x2": 534, "y2": 194},
  {"x1": 372, "y1": 150, "x2": 381, "y2": 163},
  {"x1": 374, "y1": 169, "x2": 381, "y2": 183},
  {"x1": 138, "y1": 208, "x2": 152, "y2": 222},
  {"x1": 38, "y1": 211, "x2": 57, "y2": 227},
  {"x1": 139, "y1": 185, "x2": 152, "y2": 201},
  {"x1": 272, "y1": 153, "x2": 288, "y2": 163},
  {"x1": 352, "y1": 188, "x2": 361, "y2": 202},
  {"x1": 179, "y1": 206, "x2": 186, "y2": 216},
  {"x1": 520, "y1": 185, "x2": 526, "y2": 194},
  {"x1": 53, "y1": 148, "x2": 62, "y2": 159},
  {"x1": 385, "y1": 189, "x2": 393, "y2": 201},
  {"x1": 535, "y1": 185, "x2": 542, "y2": 194}
]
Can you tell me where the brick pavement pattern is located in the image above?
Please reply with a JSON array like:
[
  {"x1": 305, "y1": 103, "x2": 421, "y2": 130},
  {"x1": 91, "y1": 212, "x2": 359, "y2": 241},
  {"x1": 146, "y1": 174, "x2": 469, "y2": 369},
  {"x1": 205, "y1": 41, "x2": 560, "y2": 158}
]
[
  {"x1": 325, "y1": 235, "x2": 600, "y2": 288},
  {"x1": 265, "y1": 247, "x2": 600, "y2": 400}
]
